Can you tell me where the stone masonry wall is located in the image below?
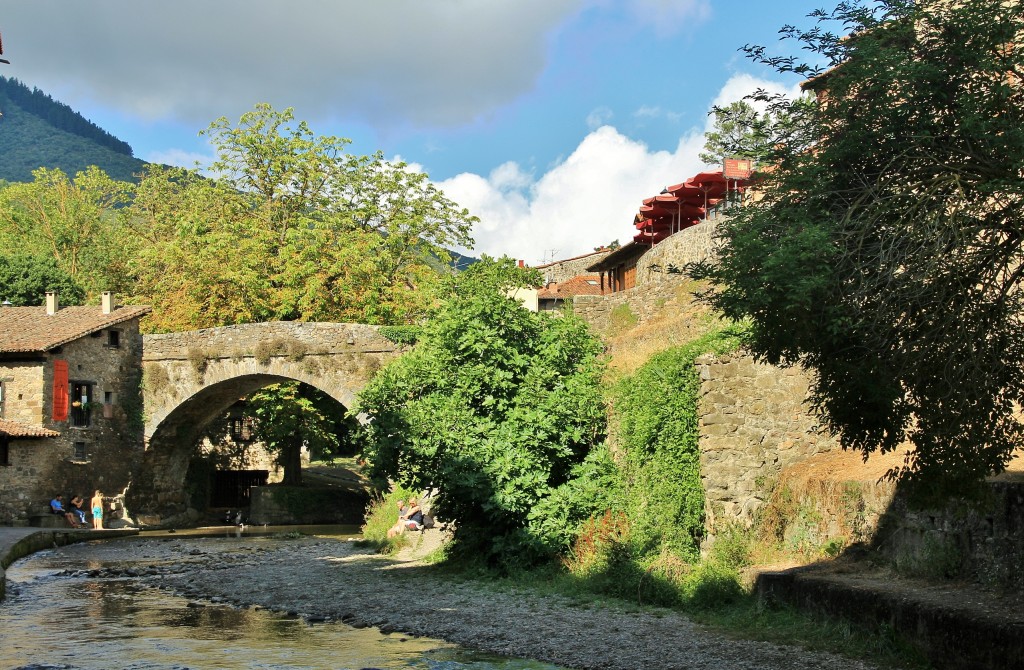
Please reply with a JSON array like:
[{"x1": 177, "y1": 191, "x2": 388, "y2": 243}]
[
  {"x1": 143, "y1": 321, "x2": 395, "y2": 361},
  {"x1": 536, "y1": 250, "x2": 611, "y2": 284},
  {"x1": 0, "y1": 316, "x2": 144, "y2": 523},
  {"x1": 573, "y1": 219, "x2": 721, "y2": 333},
  {"x1": 0, "y1": 362, "x2": 44, "y2": 426},
  {"x1": 695, "y1": 352, "x2": 840, "y2": 533}
]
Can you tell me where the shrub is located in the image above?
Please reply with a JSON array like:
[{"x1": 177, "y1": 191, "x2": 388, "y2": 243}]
[{"x1": 611, "y1": 326, "x2": 744, "y2": 562}]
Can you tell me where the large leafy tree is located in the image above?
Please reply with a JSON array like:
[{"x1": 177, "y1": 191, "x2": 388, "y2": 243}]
[
  {"x1": 356, "y1": 257, "x2": 612, "y2": 564},
  {"x1": 699, "y1": 98, "x2": 815, "y2": 167},
  {"x1": 127, "y1": 105, "x2": 476, "y2": 331},
  {"x1": 694, "y1": 0, "x2": 1024, "y2": 500},
  {"x1": 0, "y1": 166, "x2": 134, "y2": 297},
  {"x1": 248, "y1": 382, "x2": 348, "y2": 486},
  {"x1": 0, "y1": 253, "x2": 85, "y2": 306}
]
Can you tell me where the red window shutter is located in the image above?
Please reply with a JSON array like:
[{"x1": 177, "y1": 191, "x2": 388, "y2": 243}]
[{"x1": 52, "y1": 360, "x2": 69, "y2": 422}]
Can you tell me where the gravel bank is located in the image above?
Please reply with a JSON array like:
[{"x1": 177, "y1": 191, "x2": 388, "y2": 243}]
[{"x1": 53, "y1": 532, "x2": 882, "y2": 670}]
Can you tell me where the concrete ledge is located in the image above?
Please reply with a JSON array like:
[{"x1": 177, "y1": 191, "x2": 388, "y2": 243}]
[
  {"x1": 0, "y1": 528, "x2": 138, "y2": 601},
  {"x1": 756, "y1": 567, "x2": 1024, "y2": 670}
]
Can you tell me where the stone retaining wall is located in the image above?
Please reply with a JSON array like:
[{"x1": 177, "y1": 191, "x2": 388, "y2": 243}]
[
  {"x1": 248, "y1": 486, "x2": 368, "y2": 525},
  {"x1": 573, "y1": 219, "x2": 720, "y2": 333},
  {"x1": 695, "y1": 353, "x2": 841, "y2": 535}
]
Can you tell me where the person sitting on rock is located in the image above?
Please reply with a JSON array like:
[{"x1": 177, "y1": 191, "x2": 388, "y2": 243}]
[
  {"x1": 401, "y1": 497, "x2": 425, "y2": 533},
  {"x1": 68, "y1": 495, "x2": 88, "y2": 527},
  {"x1": 49, "y1": 495, "x2": 77, "y2": 527}
]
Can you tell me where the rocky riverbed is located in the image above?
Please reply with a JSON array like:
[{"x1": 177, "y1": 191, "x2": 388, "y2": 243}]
[{"x1": 43, "y1": 531, "x2": 883, "y2": 670}]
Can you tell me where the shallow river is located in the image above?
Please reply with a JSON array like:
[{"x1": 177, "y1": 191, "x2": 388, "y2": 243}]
[{"x1": 0, "y1": 529, "x2": 563, "y2": 670}]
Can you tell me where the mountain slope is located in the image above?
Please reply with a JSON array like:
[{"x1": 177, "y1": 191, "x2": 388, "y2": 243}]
[{"x1": 0, "y1": 80, "x2": 148, "y2": 183}]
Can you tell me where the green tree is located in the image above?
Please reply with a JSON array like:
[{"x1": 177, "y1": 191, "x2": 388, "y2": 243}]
[
  {"x1": 248, "y1": 382, "x2": 347, "y2": 486},
  {"x1": 692, "y1": 0, "x2": 1024, "y2": 500},
  {"x1": 700, "y1": 98, "x2": 816, "y2": 167},
  {"x1": 127, "y1": 104, "x2": 476, "y2": 330},
  {"x1": 356, "y1": 257, "x2": 611, "y2": 565},
  {"x1": 126, "y1": 165, "x2": 278, "y2": 332},
  {"x1": 0, "y1": 253, "x2": 85, "y2": 306},
  {"x1": 0, "y1": 166, "x2": 134, "y2": 297}
]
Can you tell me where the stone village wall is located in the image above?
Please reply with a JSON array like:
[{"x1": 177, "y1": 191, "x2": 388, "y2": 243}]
[
  {"x1": 536, "y1": 249, "x2": 611, "y2": 284},
  {"x1": 572, "y1": 218, "x2": 720, "y2": 332},
  {"x1": 569, "y1": 217, "x2": 1024, "y2": 584}
]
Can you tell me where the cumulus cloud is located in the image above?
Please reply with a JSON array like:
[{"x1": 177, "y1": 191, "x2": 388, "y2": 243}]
[
  {"x1": 439, "y1": 72, "x2": 794, "y2": 264},
  {"x1": 586, "y1": 106, "x2": 614, "y2": 130},
  {"x1": 439, "y1": 125, "x2": 707, "y2": 264},
  {"x1": 707, "y1": 72, "x2": 805, "y2": 120}
]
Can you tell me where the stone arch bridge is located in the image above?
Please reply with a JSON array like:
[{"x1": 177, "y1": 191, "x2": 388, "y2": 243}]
[{"x1": 129, "y1": 321, "x2": 402, "y2": 524}]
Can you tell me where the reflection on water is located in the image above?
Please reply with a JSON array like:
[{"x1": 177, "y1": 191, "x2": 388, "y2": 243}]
[{"x1": 1, "y1": 538, "x2": 562, "y2": 670}]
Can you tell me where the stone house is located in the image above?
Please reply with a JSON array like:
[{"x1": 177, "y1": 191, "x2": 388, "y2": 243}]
[
  {"x1": 0, "y1": 291, "x2": 150, "y2": 524},
  {"x1": 537, "y1": 274, "x2": 604, "y2": 312}
]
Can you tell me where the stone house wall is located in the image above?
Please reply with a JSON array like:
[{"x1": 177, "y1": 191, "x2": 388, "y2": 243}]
[
  {"x1": 536, "y1": 250, "x2": 611, "y2": 284},
  {"x1": 0, "y1": 318, "x2": 145, "y2": 523},
  {"x1": 1, "y1": 362, "x2": 44, "y2": 426}
]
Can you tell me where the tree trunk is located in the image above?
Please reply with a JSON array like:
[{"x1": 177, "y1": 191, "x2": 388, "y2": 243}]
[{"x1": 281, "y1": 443, "x2": 303, "y2": 486}]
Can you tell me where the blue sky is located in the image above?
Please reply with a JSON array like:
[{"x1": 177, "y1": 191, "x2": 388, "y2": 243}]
[{"x1": 0, "y1": 1, "x2": 826, "y2": 264}]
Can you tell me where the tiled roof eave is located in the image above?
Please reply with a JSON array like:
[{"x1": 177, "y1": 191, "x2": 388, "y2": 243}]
[{"x1": 0, "y1": 419, "x2": 60, "y2": 438}]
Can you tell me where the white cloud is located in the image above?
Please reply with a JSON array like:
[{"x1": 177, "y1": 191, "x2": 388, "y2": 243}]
[
  {"x1": 439, "y1": 72, "x2": 793, "y2": 265},
  {"x1": 440, "y1": 125, "x2": 707, "y2": 264},
  {"x1": 632, "y1": 105, "x2": 682, "y2": 123},
  {"x1": 626, "y1": 0, "x2": 712, "y2": 37},
  {"x1": 706, "y1": 72, "x2": 804, "y2": 125}
]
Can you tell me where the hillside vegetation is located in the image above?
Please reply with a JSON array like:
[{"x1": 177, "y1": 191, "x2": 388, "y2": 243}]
[{"x1": 0, "y1": 77, "x2": 149, "y2": 183}]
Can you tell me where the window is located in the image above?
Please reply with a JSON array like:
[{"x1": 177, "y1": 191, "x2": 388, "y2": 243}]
[
  {"x1": 107, "y1": 329, "x2": 121, "y2": 348},
  {"x1": 0, "y1": 380, "x2": 5, "y2": 418},
  {"x1": 230, "y1": 416, "x2": 254, "y2": 442},
  {"x1": 0, "y1": 438, "x2": 9, "y2": 466},
  {"x1": 70, "y1": 381, "x2": 94, "y2": 427},
  {"x1": 73, "y1": 441, "x2": 87, "y2": 461}
]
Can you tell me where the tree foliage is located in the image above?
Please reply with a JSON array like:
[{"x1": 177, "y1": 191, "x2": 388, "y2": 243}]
[
  {"x1": 0, "y1": 166, "x2": 134, "y2": 297},
  {"x1": 127, "y1": 104, "x2": 476, "y2": 331},
  {"x1": 693, "y1": 0, "x2": 1024, "y2": 500},
  {"x1": 0, "y1": 253, "x2": 85, "y2": 306},
  {"x1": 699, "y1": 99, "x2": 815, "y2": 167},
  {"x1": 612, "y1": 328, "x2": 743, "y2": 561},
  {"x1": 248, "y1": 382, "x2": 348, "y2": 486},
  {"x1": 355, "y1": 257, "x2": 611, "y2": 565}
]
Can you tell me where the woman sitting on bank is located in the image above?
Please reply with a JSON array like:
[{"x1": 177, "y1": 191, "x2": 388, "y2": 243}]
[{"x1": 387, "y1": 497, "x2": 424, "y2": 537}]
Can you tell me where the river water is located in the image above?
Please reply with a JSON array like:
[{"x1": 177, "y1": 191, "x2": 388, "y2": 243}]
[{"x1": 0, "y1": 529, "x2": 563, "y2": 670}]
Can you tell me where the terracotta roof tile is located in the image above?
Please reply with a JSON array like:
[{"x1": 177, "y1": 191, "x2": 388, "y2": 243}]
[
  {"x1": 538, "y1": 274, "x2": 605, "y2": 299},
  {"x1": 0, "y1": 419, "x2": 60, "y2": 438},
  {"x1": 0, "y1": 305, "x2": 151, "y2": 354}
]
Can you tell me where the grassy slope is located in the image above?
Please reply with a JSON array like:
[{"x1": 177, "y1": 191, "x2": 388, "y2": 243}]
[{"x1": 0, "y1": 100, "x2": 149, "y2": 183}]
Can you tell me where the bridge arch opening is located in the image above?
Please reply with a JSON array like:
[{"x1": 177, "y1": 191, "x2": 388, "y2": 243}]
[{"x1": 131, "y1": 372, "x2": 361, "y2": 524}]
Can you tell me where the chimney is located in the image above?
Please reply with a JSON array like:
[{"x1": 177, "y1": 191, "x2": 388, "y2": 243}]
[
  {"x1": 101, "y1": 291, "x2": 115, "y2": 314},
  {"x1": 518, "y1": 260, "x2": 525, "y2": 268},
  {"x1": 45, "y1": 291, "x2": 59, "y2": 315}
]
